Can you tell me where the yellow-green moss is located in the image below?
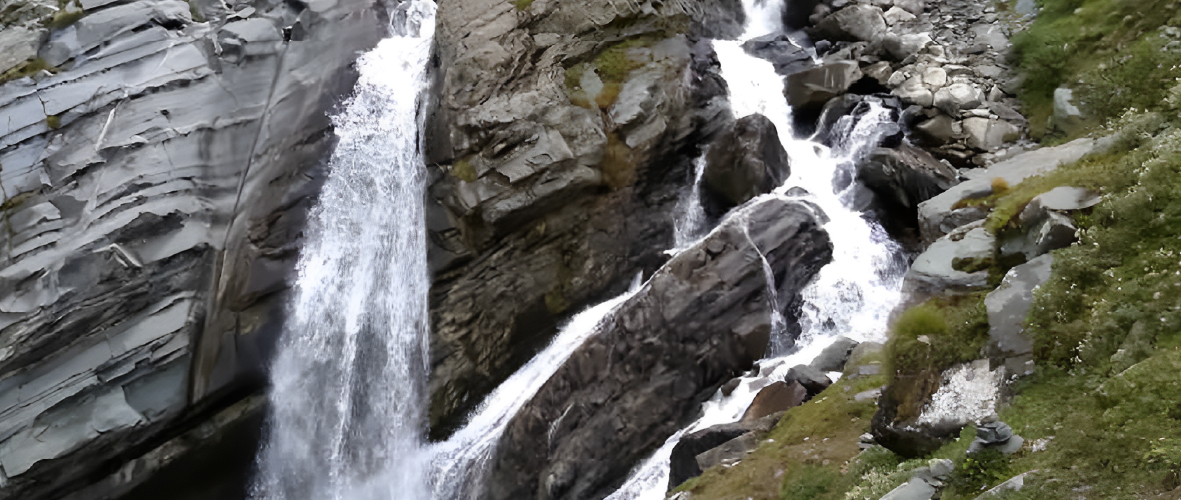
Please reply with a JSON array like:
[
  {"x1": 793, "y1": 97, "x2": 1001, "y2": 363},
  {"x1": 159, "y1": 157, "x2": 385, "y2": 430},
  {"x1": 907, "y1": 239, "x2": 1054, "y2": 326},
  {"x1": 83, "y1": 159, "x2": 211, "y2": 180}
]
[
  {"x1": 0, "y1": 58, "x2": 58, "y2": 85},
  {"x1": 601, "y1": 132, "x2": 636, "y2": 189},
  {"x1": 512, "y1": 0, "x2": 533, "y2": 10},
  {"x1": 46, "y1": 115, "x2": 61, "y2": 130},
  {"x1": 47, "y1": 8, "x2": 84, "y2": 29},
  {"x1": 451, "y1": 158, "x2": 477, "y2": 182}
]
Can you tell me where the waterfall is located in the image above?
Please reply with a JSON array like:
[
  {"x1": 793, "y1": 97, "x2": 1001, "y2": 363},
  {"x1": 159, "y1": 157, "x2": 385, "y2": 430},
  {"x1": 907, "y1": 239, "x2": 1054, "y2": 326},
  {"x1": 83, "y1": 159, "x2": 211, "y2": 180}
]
[
  {"x1": 250, "y1": 2, "x2": 437, "y2": 500},
  {"x1": 605, "y1": 0, "x2": 907, "y2": 496}
]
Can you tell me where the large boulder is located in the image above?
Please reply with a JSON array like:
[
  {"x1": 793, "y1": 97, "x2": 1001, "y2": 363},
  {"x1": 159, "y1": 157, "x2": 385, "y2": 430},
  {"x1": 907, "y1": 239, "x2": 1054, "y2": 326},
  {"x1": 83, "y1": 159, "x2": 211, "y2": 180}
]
[
  {"x1": 702, "y1": 114, "x2": 791, "y2": 210},
  {"x1": 426, "y1": 0, "x2": 744, "y2": 434},
  {"x1": 784, "y1": 60, "x2": 863, "y2": 113},
  {"x1": 998, "y1": 186, "x2": 1100, "y2": 260},
  {"x1": 985, "y1": 255, "x2": 1053, "y2": 375},
  {"x1": 810, "y1": 4, "x2": 888, "y2": 43},
  {"x1": 962, "y1": 117, "x2": 1022, "y2": 152},
  {"x1": 742, "y1": 380, "x2": 808, "y2": 421},
  {"x1": 933, "y1": 83, "x2": 984, "y2": 115},
  {"x1": 809, "y1": 336, "x2": 860, "y2": 372},
  {"x1": 485, "y1": 197, "x2": 833, "y2": 500},
  {"x1": 742, "y1": 32, "x2": 817, "y2": 75},
  {"x1": 918, "y1": 138, "x2": 1097, "y2": 243},
  {"x1": 857, "y1": 143, "x2": 960, "y2": 213},
  {"x1": 902, "y1": 221, "x2": 996, "y2": 299}
]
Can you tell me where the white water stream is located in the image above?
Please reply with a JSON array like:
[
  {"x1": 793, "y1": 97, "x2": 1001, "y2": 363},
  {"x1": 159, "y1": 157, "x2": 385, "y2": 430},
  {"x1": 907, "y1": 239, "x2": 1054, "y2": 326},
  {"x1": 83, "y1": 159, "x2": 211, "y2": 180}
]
[
  {"x1": 250, "y1": 2, "x2": 436, "y2": 500},
  {"x1": 605, "y1": 0, "x2": 907, "y2": 496}
]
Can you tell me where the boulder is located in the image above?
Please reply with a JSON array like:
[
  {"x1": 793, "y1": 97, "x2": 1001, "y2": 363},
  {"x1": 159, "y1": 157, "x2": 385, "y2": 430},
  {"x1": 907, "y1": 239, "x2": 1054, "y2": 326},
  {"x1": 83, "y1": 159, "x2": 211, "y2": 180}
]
[
  {"x1": 963, "y1": 117, "x2": 1021, "y2": 151},
  {"x1": 913, "y1": 114, "x2": 961, "y2": 147},
  {"x1": 486, "y1": 198, "x2": 833, "y2": 500},
  {"x1": 809, "y1": 336, "x2": 860, "y2": 372},
  {"x1": 741, "y1": 381, "x2": 808, "y2": 421},
  {"x1": 984, "y1": 255, "x2": 1053, "y2": 370},
  {"x1": 883, "y1": 6, "x2": 917, "y2": 25},
  {"x1": 968, "y1": 420, "x2": 1025, "y2": 455},
  {"x1": 702, "y1": 114, "x2": 791, "y2": 210},
  {"x1": 695, "y1": 432, "x2": 761, "y2": 470},
  {"x1": 742, "y1": 32, "x2": 817, "y2": 75},
  {"x1": 918, "y1": 138, "x2": 1097, "y2": 243},
  {"x1": 857, "y1": 143, "x2": 960, "y2": 213},
  {"x1": 894, "y1": 75, "x2": 935, "y2": 107},
  {"x1": 902, "y1": 221, "x2": 996, "y2": 298},
  {"x1": 668, "y1": 424, "x2": 750, "y2": 489},
  {"x1": 785, "y1": 364, "x2": 833, "y2": 395},
  {"x1": 784, "y1": 60, "x2": 863, "y2": 112},
  {"x1": 934, "y1": 83, "x2": 984, "y2": 115},
  {"x1": 880, "y1": 460, "x2": 955, "y2": 500},
  {"x1": 998, "y1": 187, "x2": 1100, "y2": 260},
  {"x1": 882, "y1": 33, "x2": 932, "y2": 61},
  {"x1": 815, "y1": 93, "x2": 905, "y2": 146},
  {"x1": 894, "y1": 0, "x2": 926, "y2": 15},
  {"x1": 810, "y1": 4, "x2": 888, "y2": 43},
  {"x1": 1052, "y1": 87, "x2": 1085, "y2": 134}
]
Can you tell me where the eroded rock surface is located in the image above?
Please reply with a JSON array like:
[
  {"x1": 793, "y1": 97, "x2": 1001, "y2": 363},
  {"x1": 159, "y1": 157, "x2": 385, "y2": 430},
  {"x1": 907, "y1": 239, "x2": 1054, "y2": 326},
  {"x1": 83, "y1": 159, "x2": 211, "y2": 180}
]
[
  {"x1": 0, "y1": 1, "x2": 386, "y2": 498},
  {"x1": 486, "y1": 197, "x2": 832, "y2": 500}
]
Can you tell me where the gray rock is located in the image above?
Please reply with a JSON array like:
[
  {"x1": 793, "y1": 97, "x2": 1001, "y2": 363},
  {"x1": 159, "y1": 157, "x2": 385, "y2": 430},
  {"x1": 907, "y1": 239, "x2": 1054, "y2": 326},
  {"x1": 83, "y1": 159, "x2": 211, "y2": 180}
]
[
  {"x1": 742, "y1": 381, "x2": 808, "y2": 421},
  {"x1": 918, "y1": 138, "x2": 1097, "y2": 243},
  {"x1": 857, "y1": 143, "x2": 960, "y2": 212},
  {"x1": 669, "y1": 424, "x2": 750, "y2": 490},
  {"x1": 884, "y1": 6, "x2": 917, "y2": 25},
  {"x1": 695, "y1": 432, "x2": 760, "y2": 471},
  {"x1": 703, "y1": 114, "x2": 791, "y2": 209},
  {"x1": 810, "y1": 336, "x2": 860, "y2": 372},
  {"x1": 785, "y1": 364, "x2": 833, "y2": 395},
  {"x1": 913, "y1": 114, "x2": 961, "y2": 147},
  {"x1": 811, "y1": 4, "x2": 888, "y2": 43},
  {"x1": 922, "y1": 67, "x2": 948, "y2": 88},
  {"x1": 894, "y1": 0, "x2": 926, "y2": 15},
  {"x1": 486, "y1": 198, "x2": 832, "y2": 500},
  {"x1": 880, "y1": 477, "x2": 938, "y2": 500},
  {"x1": 882, "y1": 33, "x2": 932, "y2": 61},
  {"x1": 984, "y1": 255, "x2": 1053, "y2": 362},
  {"x1": 742, "y1": 32, "x2": 818, "y2": 75},
  {"x1": 963, "y1": 117, "x2": 1021, "y2": 151},
  {"x1": 971, "y1": 23, "x2": 1010, "y2": 51},
  {"x1": 893, "y1": 75, "x2": 935, "y2": 107},
  {"x1": 976, "y1": 421, "x2": 1014, "y2": 444},
  {"x1": 0, "y1": 27, "x2": 43, "y2": 74},
  {"x1": 784, "y1": 60, "x2": 863, "y2": 111},
  {"x1": 1053, "y1": 87, "x2": 1085, "y2": 134},
  {"x1": 846, "y1": 341, "x2": 884, "y2": 375},
  {"x1": 1110, "y1": 321, "x2": 1154, "y2": 373},
  {"x1": 0, "y1": 2, "x2": 386, "y2": 499},
  {"x1": 1021, "y1": 186, "x2": 1101, "y2": 216},
  {"x1": 973, "y1": 472, "x2": 1034, "y2": 499},
  {"x1": 902, "y1": 221, "x2": 996, "y2": 298},
  {"x1": 934, "y1": 83, "x2": 984, "y2": 115}
]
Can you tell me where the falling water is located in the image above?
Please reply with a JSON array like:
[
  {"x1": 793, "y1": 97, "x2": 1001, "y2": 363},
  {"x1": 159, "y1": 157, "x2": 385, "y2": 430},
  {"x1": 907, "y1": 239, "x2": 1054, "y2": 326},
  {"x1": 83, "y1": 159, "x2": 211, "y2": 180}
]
[
  {"x1": 427, "y1": 275, "x2": 644, "y2": 499},
  {"x1": 250, "y1": 2, "x2": 436, "y2": 500},
  {"x1": 605, "y1": 0, "x2": 907, "y2": 495}
]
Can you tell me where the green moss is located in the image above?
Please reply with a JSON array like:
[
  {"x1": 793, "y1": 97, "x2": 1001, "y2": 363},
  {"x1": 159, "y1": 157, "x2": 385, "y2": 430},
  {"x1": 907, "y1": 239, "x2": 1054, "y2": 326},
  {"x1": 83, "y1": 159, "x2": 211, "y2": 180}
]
[
  {"x1": 562, "y1": 38, "x2": 655, "y2": 110},
  {"x1": 47, "y1": 8, "x2": 84, "y2": 29},
  {"x1": 512, "y1": 0, "x2": 533, "y2": 10},
  {"x1": 0, "y1": 58, "x2": 58, "y2": 85},
  {"x1": 601, "y1": 132, "x2": 636, "y2": 189},
  {"x1": 188, "y1": 0, "x2": 205, "y2": 22},
  {"x1": 46, "y1": 115, "x2": 61, "y2": 130},
  {"x1": 886, "y1": 294, "x2": 990, "y2": 379},
  {"x1": 451, "y1": 158, "x2": 477, "y2": 182}
]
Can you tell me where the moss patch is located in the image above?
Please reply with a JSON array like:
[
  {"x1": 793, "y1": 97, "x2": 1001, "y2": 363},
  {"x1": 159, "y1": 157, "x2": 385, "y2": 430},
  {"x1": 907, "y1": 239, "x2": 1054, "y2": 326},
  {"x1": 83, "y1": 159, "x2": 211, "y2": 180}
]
[
  {"x1": 512, "y1": 0, "x2": 533, "y2": 10},
  {"x1": 601, "y1": 132, "x2": 636, "y2": 189},
  {"x1": 563, "y1": 37, "x2": 655, "y2": 110},
  {"x1": 0, "y1": 58, "x2": 58, "y2": 85},
  {"x1": 451, "y1": 157, "x2": 477, "y2": 182}
]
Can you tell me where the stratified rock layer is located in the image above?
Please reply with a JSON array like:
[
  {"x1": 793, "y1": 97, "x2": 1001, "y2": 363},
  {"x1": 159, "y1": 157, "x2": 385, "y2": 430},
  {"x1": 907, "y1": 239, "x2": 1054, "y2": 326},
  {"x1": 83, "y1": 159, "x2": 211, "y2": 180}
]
[
  {"x1": 0, "y1": 1, "x2": 386, "y2": 498},
  {"x1": 486, "y1": 197, "x2": 832, "y2": 500}
]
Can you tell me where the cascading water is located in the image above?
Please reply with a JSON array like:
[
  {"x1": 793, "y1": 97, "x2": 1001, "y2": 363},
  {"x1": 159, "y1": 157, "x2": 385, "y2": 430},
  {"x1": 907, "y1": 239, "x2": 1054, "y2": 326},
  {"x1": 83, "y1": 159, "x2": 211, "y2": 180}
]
[
  {"x1": 605, "y1": 0, "x2": 908, "y2": 496},
  {"x1": 250, "y1": 2, "x2": 436, "y2": 500}
]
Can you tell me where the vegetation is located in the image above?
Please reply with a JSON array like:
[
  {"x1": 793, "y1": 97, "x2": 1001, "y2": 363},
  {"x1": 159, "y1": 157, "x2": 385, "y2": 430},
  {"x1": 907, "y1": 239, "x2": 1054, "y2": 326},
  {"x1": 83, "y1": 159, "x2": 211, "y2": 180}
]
[
  {"x1": 512, "y1": 0, "x2": 533, "y2": 11},
  {"x1": 563, "y1": 38, "x2": 654, "y2": 110},
  {"x1": 0, "y1": 58, "x2": 58, "y2": 85},
  {"x1": 1011, "y1": 0, "x2": 1181, "y2": 138}
]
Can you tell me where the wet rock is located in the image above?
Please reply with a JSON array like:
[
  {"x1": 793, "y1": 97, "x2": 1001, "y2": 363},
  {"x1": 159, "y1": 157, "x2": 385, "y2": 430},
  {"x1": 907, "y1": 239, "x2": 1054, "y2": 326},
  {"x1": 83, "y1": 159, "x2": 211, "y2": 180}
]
[
  {"x1": 984, "y1": 255, "x2": 1053, "y2": 368},
  {"x1": 742, "y1": 381, "x2": 808, "y2": 422},
  {"x1": 742, "y1": 32, "x2": 817, "y2": 75},
  {"x1": 702, "y1": 114, "x2": 791, "y2": 210},
  {"x1": 810, "y1": 4, "x2": 888, "y2": 43},
  {"x1": 486, "y1": 198, "x2": 832, "y2": 500},
  {"x1": 784, "y1": 60, "x2": 863, "y2": 112},
  {"x1": 815, "y1": 93, "x2": 905, "y2": 146},
  {"x1": 913, "y1": 114, "x2": 961, "y2": 147},
  {"x1": 668, "y1": 424, "x2": 750, "y2": 490},
  {"x1": 857, "y1": 143, "x2": 960, "y2": 215},
  {"x1": 918, "y1": 138, "x2": 1097, "y2": 242},
  {"x1": 810, "y1": 336, "x2": 860, "y2": 372},
  {"x1": 695, "y1": 432, "x2": 760, "y2": 470},
  {"x1": 902, "y1": 221, "x2": 996, "y2": 298}
]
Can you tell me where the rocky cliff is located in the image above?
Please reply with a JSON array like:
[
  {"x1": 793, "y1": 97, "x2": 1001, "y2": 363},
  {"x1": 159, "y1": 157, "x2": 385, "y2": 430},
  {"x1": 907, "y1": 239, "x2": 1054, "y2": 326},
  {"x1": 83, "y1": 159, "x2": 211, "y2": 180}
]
[{"x1": 0, "y1": 1, "x2": 386, "y2": 498}]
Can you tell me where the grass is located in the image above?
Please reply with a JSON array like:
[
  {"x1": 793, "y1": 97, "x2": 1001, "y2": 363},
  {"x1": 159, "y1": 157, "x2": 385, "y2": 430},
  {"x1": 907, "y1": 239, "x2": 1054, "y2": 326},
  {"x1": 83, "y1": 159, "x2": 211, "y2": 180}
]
[
  {"x1": 564, "y1": 38, "x2": 654, "y2": 110},
  {"x1": 1011, "y1": 0, "x2": 1181, "y2": 139}
]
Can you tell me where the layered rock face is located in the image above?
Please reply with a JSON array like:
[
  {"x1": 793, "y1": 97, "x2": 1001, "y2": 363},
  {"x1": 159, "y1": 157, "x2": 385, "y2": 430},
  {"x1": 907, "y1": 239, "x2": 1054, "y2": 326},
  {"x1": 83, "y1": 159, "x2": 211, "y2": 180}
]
[
  {"x1": 0, "y1": 1, "x2": 386, "y2": 498},
  {"x1": 486, "y1": 197, "x2": 832, "y2": 500},
  {"x1": 423, "y1": 0, "x2": 747, "y2": 436}
]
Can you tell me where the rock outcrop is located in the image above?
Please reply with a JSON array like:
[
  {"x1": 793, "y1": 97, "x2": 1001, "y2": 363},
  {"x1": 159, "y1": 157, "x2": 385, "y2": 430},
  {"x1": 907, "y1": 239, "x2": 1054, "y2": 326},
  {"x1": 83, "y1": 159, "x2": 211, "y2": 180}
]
[
  {"x1": 424, "y1": 0, "x2": 746, "y2": 435},
  {"x1": 485, "y1": 197, "x2": 832, "y2": 500},
  {"x1": 0, "y1": 1, "x2": 386, "y2": 498},
  {"x1": 702, "y1": 114, "x2": 790, "y2": 210}
]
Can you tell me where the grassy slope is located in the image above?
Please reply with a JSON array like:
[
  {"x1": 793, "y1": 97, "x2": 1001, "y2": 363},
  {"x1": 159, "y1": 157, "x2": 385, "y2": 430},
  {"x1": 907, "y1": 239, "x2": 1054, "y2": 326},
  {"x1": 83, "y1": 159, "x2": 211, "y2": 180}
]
[{"x1": 683, "y1": 1, "x2": 1181, "y2": 498}]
